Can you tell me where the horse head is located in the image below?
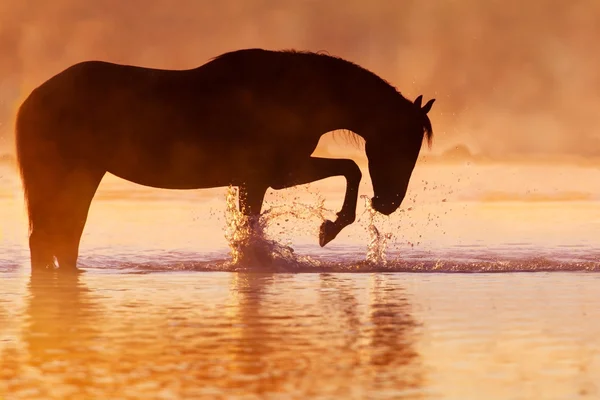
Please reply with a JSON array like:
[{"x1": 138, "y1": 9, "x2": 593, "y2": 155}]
[{"x1": 366, "y1": 95, "x2": 435, "y2": 215}]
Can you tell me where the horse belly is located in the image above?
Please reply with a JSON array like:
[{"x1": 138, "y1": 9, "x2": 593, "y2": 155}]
[
  {"x1": 96, "y1": 106, "x2": 241, "y2": 189},
  {"x1": 105, "y1": 142, "x2": 236, "y2": 190}
]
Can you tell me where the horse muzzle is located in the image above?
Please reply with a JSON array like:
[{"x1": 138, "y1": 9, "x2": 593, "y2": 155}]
[{"x1": 370, "y1": 196, "x2": 400, "y2": 216}]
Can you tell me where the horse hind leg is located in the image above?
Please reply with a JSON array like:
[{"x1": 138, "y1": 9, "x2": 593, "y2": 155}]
[
  {"x1": 21, "y1": 161, "x2": 60, "y2": 272},
  {"x1": 53, "y1": 169, "x2": 105, "y2": 271},
  {"x1": 22, "y1": 161, "x2": 104, "y2": 272}
]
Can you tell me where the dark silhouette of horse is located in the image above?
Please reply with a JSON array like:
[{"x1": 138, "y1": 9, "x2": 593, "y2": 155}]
[{"x1": 15, "y1": 48, "x2": 435, "y2": 272}]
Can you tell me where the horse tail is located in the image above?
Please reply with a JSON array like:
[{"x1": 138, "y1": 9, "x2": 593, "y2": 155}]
[
  {"x1": 15, "y1": 89, "x2": 54, "y2": 234},
  {"x1": 15, "y1": 96, "x2": 34, "y2": 233}
]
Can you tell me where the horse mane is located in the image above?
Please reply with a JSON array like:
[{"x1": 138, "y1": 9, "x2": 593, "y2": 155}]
[
  {"x1": 423, "y1": 116, "x2": 433, "y2": 149},
  {"x1": 210, "y1": 48, "x2": 433, "y2": 148},
  {"x1": 329, "y1": 129, "x2": 364, "y2": 150}
]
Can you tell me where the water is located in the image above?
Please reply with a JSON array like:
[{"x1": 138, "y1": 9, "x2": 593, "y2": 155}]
[
  {"x1": 2, "y1": 161, "x2": 600, "y2": 398},
  {"x1": 1, "y1": 272, "x2": 599, "y2": 399}
]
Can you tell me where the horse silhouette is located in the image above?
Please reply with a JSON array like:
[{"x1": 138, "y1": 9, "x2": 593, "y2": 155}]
[{"x1": 15, "y1": 48, "x2": 435, "y2": 272}]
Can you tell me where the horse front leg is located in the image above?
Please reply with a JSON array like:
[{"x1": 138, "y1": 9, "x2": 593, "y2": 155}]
[
  {"x1": 238, "y1": 182, "x2": 268, "y2": 233},
  {"x1": 239, "y1": 183, "x2": 267, "y2": 216},
  {"x1": 270, "y1": 157, "x2": 362, "y2": 247}
]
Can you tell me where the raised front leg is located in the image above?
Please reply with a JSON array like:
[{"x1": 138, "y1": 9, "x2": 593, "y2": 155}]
[{"x1": 270, "y1": 157, "x2": 362, "y2": 247}]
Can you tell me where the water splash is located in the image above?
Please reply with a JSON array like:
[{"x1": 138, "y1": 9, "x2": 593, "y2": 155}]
[
  {"x1": 362, "y1": 196, "x2": 393, "y2": 265},
  {"x1": 223, "y1": 186, "x2": 323, "y2": 271},
  {"x1": 222, "y1": 186, "x2": 398, "y2": 271}
]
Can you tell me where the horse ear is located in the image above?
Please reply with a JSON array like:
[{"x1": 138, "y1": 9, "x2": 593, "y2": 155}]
[
  {"x1": 414, "y1": 95, "x2": 423, "y2": 108},
  {"x1": 421, "y1": 99, "x2": 435, "y2": 114}
]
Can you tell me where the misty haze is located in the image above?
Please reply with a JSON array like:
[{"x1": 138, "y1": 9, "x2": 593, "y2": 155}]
[
  {"x1": 1, "y1": 0, "x2": 600, "y2": 160},
  {"x1": 1, "y1": 2, "x2": 600, "y2": 400}
]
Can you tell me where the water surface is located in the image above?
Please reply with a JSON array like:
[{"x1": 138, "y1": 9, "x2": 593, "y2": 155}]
[
  {"x1": 2, "y1": 162, "x2": 600, "y2": 399},
  {"x1": 1, "y1": 271, "x2": 599, "y2": 399}
]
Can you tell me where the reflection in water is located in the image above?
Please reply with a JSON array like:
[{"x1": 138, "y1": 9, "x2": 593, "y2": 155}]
[
  {"x1": 225, "y1": 273, "x2": 424, "y2": 398},
  {"x1": 318, "y1": 273, "x2": 362, "y2": 359},
  {"x1": 319, "y1": 274, "x2": 424, "y2": 397},
  {"x1": 367, "y1": 275, "x2": 422, "y2": 392},
  {"x1": 1, "y1": 272, "x2": 425, "y2": 399},
  {"x1": 1, "y1": 269, "x2": 599, "y2": 399},
  {"x1": 21, "y1": 273, "x2": 104, "y2": 398},
  {"x1": 225, "y1": 273, "x2": 278, "y2": 395}
]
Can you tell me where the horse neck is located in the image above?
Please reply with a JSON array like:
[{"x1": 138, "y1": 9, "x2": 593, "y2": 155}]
[
  {"x1": 334, "y1": 97, "x2": 399, "y2": 143},
  {"x1": 324, "y1": 71, "x2": 404, "y2": 141}
]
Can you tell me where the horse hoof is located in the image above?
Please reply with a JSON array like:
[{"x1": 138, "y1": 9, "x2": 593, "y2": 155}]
[{"x1": 319, "y1": 219, "x2": 337, "y2": 247}]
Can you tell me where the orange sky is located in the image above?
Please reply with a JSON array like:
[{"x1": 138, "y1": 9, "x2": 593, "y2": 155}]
[{"x1": 1, "y1": 0, "x2": 600, "y2": 159}]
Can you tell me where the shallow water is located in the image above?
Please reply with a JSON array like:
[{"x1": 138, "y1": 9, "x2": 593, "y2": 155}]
[
  {"x1": 1, "y1": 271, "x2": 599, "y2": 399},
  {"x1": 2, "y1": 162, "x2": 600, "y2": 398}
]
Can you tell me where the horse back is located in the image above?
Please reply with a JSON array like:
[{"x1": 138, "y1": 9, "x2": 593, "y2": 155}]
[{"x1": 16, "y1": 51, "x2": 353, "y2": 188}]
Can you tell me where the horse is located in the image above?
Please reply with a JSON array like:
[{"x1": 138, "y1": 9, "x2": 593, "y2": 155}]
[{"x1": 15, "y1": 48, "x2": 435, "y2": 272}]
